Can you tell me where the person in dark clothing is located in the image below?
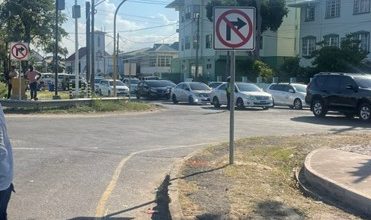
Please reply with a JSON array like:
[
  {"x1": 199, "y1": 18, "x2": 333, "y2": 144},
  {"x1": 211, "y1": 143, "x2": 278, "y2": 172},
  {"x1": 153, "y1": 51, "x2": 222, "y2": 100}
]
[
  {"x1": 226, "y1": 77, "x2": 232, "y2": 110},
  {"x1": 6, "y1": 66, "x2": 18, "y2": 99}
]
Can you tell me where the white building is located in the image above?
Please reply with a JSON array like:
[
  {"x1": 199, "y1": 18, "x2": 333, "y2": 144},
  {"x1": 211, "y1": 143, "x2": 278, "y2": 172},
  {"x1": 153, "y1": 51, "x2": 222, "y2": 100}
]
[
  {"x1": 119, "y1": 43, "x2": 179, "y2": 77},
  {"x1": 289, "y1": 0, "x2": 371, "y2": 66},
  {"x1": 167, "y1": 0, "x2": 300, "y2": 81},
  {"x1": 66, "y1": 31, "x2": 112, "y2": 77}
]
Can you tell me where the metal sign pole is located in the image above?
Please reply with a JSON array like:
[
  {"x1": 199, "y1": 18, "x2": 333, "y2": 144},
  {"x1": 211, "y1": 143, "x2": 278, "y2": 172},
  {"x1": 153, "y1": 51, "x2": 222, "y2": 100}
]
[
  {"x1": 229, "y1": 50, "x2": 235, "y2": 165},
  {"x1": 19, "y1": 61, "x2": 21, "y2": 101}
]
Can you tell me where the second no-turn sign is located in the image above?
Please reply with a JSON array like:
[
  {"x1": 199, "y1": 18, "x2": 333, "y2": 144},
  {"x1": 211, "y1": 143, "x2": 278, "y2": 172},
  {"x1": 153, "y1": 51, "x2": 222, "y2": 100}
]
[{"x1": 214, "y1": 7, "x2": 256, "y2": 50}]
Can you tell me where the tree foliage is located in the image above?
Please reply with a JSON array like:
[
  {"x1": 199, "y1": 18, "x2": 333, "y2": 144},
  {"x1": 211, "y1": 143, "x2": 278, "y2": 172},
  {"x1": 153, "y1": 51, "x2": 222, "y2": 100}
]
[
  {"x1": 312, "y1": 34, "x2": 367, "y2": 72},
  {"x1": 0, "y1": 0, "x2": 68, "y2": 54},
  {"x1": 253, "y1": 60, "x2": 274, "y2": 81},
  {"x1": 206, "y1": 0, "x2": 288, "y2": 32}
]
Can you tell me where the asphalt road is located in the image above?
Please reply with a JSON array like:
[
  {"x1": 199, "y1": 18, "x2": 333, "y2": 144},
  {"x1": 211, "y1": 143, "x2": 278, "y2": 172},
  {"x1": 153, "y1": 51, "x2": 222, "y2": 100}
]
[{"x1": 6, "y1": 102, "x2": 371, "y2": 219}]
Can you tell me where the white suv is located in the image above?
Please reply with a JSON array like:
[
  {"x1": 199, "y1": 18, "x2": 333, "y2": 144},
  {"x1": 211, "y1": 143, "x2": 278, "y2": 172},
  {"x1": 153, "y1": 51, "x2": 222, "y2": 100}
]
[{"x1": 266, "y1": 83, "x2": 307, "y2": 109}]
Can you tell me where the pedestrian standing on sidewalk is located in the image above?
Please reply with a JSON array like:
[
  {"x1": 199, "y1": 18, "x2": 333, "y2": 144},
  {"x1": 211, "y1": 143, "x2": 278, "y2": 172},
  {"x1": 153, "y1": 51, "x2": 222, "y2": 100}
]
[
  {"x1": 6, "y1": 66, "x2": 18, "y2": 99},
  {"x1": 0, "y1": 103, "x2": 14, "y2": 220},
  {"x1": 25, "y1": 65, "x2": 41, "y2": 100}
]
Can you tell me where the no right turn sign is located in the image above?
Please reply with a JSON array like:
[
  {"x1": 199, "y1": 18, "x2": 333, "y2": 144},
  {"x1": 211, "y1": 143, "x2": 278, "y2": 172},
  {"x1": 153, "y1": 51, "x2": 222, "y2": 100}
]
[{"x1": 213, "y1": 7, "x2": 256, "y2": 50}]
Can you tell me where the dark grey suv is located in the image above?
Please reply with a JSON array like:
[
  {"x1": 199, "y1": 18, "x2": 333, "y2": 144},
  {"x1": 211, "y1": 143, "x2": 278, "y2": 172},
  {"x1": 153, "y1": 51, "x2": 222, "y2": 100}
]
[{"x1": 305, "y1": 72, "x2": 371, "y2": 121}]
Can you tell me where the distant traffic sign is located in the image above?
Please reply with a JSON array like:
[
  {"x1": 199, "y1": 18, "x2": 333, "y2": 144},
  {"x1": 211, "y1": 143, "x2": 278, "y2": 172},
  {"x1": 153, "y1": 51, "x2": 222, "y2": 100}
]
[
  {"x1": 213, "y1": 7, "x2": 255, "y2": 50},
  {"x1": 10, "y1": 42, "x2": 30, "y2": 61}
]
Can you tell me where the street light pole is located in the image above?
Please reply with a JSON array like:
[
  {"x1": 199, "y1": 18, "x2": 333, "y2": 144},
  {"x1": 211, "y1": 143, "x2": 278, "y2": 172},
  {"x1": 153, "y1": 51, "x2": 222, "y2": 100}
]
[
  {"x1": 54, "y1": 0, "x2": 60, "y2": 98},
  {"x1": 113, "y1": 0, "x2": 127, "y2": 97}
]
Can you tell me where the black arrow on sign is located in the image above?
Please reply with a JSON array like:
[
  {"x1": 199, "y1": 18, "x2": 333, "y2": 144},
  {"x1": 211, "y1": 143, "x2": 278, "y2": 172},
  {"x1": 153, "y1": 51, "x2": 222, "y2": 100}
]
[
  {"x1": 16, "y1": 47, "x2": 26, "y2": 57},
  {"x1": 226, "y1": 18, "x2": 247, "y2": 41}
]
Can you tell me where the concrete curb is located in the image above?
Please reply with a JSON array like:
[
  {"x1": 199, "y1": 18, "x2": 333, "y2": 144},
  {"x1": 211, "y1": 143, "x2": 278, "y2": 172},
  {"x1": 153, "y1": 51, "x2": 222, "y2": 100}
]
[
  {"x1": 303, "y1": 148, "x2": 371, "y2": 216},
  {"x1": 168, "y1": 147, "x2": 208, "y2": 220}
]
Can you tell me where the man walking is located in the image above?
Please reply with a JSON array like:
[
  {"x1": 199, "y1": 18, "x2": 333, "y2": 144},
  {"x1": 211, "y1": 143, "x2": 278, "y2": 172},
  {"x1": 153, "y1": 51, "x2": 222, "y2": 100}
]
[{"x1": 0, "y1": 103, "x2": 14, "y2": 220}]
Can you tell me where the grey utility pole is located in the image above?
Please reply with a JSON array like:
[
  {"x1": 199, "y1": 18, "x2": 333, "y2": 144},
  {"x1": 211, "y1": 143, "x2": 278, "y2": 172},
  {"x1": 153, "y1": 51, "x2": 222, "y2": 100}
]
[
  {"x1": 54, "y1": 0, "x2": 65, "y2": 99},
  {"x1": 86, "y1": 1, "x2": 91, "y2": 84},
  {"x1": 113, "y1": 0, "x2": 128, "y2": 97},
  {"x1": 195, "y1": 12, "x2": 200, "y2": 79},
  {"x1": 91, "y1": 0, "x2": 95, "y2": 93},
  {"x1": 73, "y1": 1, "x2": 81, "y2": 97}
]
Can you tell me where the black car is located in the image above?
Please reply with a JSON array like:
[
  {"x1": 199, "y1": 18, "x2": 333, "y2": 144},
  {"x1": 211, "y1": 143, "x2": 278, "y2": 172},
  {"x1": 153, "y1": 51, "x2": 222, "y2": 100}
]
[
  {"x1": 136, "y1": 80, "x2": 176, "y2": 99},
  {"x1": 305, "y1": 72, "x2": 371, "y2": 121}
]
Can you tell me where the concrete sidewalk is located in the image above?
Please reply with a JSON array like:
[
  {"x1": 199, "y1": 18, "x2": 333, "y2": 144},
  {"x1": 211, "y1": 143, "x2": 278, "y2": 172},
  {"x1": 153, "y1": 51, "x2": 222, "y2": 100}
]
[{"x1": 303, "y1": 148, "x2": 371, "y2": 217}]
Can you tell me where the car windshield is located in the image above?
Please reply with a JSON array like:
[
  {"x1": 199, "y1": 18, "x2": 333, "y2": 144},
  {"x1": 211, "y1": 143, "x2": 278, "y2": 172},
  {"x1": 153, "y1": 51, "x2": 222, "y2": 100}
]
[
  {"x1": 354, "y1": 76, "x2": 371, "y2": 88},
  {"x1": 189, "y1": 83, "x2": 211, "y2": 91},
  {"x1": 128, "y1": 79, "x2": 139, "y2": 84},
  {"x1": 293, "y1": 84, "x2": 307, "y2": 93},
  {"x1": 94, "y1": 79, "x2": 102, "y2": 83},
  {"x1": 146, "y1": 80, "x2": 175, "y2": 87},
  {"x1": 109, "y1": 81, "x2": 125, "y2": 86},
  {"x1": 236, "y1": 83, "x2": 261, "y2": 92}
]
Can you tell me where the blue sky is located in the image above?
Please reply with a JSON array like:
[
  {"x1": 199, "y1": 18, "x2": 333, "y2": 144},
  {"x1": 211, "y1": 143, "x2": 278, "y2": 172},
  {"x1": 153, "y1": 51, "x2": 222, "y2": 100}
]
[{"x1": 62, "y1": 0, "x2": 178, "y2": 56}]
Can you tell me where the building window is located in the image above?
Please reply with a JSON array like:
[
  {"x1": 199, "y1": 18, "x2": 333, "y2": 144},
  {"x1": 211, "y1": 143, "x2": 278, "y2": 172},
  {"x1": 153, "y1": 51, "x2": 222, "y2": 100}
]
[
  {"x1": 193, "y1": 35, "x2": 198, "y2": 49},
  {"x1": 305, "y1": 6, "x2": 315, "y2": 21},
  {"x1": 354, "y1": 0, "x2": 370, "y2": 14},
  {"x1": 354, "y1": 31, "x2": 370, "y2": 52},
  {"x1": 206, "y1": 34, "x2": 212, "y2": 49},
  {"x1": 185, "y1": 36, "x2": 191, "y2": 50},
  {"x1": 206, "y1": 64, "x2": 212, "y2": 69},
  {"x1": 302, "y1": 36, "x2": 316, "y2": 57},
  {"x1": 149, "y1": 56, "x2": 156, "y2": 67},
  {"x1": 326, "y1": 0, "x2": 340, "y2": 18},
  {"x1": 185, "y1": 5, "x2": 192, "y2": 20},
  {"x1": 324, "y1": 34, "x2": 339, "y2": 47}
]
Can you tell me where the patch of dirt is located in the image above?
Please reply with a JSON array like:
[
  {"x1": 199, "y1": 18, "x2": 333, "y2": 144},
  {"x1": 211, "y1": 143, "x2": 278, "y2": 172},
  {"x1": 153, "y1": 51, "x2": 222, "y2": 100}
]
[{"x1": 177, "y1": 133, "x2": 369, "y2": 219}]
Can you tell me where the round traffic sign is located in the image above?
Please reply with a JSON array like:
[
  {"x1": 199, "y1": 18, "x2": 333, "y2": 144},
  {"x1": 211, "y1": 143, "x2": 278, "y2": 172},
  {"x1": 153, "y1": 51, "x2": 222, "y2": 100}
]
[
  {"x1": 216, "y1": 9, "x2": 253, "y2": 49},
  {"x1": 11, "y1": 43, "x2": 29, "y2": 60}
]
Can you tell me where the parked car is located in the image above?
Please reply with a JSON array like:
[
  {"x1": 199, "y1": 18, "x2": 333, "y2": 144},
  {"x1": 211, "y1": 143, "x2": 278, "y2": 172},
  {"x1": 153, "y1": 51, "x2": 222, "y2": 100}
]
[
  {"x1": 123, "y1": 78, "x2": 140, "y2": 94},
  {"x1": 171, "y1": 82, "x2": 212, "y2": 104},
  {"x1": 94, "y1": 77, "x2": 104, "y2": 93},
  {"x1": 136, "y1": 80, "x2": 176, "y2": 99},
  {"x1": 208, "y1": 82, "x2": 224, "y2": 89},
  {"x1": 39, "y1": 73, "x2": 54, "y2": 90},
  {"x1": 99, "y1": 79, "x2": 129, "y2": 96},
  {"x1": 210, "y1": 82, "x2": 274, "y2": 109},
  {"x1": 305, "y1": 72, "x2": 371, "y2": 121},
  {"x1": 266, "y1": 83, "x2": 307, "y2": 109}
]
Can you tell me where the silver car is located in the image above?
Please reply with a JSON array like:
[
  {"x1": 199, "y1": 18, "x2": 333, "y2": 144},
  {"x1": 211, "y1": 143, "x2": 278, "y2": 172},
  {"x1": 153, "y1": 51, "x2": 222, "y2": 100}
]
[
  {"x1": 210, "y1": 82, "x2": 274, "y2": 109},
  {"x1": 266, "y1": 83, "x2": 307, "y2": 109},
  {"x1": 171, "y1": 82, "x2": 212, "y2": 104}
]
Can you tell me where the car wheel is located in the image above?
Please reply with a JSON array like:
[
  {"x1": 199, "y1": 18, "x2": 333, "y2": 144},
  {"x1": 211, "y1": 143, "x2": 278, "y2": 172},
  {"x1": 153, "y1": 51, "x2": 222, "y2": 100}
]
[
  {"x1": 236, "y1": 98, "x2": 244, "y2": 109},
  {"x1": 172, "y1": 94, "x2": 178, "y2": 104},
  {"x1": 359, "y1": 103, "x2": 371, "y2": 121},
  {"x1": 212, "y1": 97, "x2": 220, "y2": 108},
  {"x1": 312, "y1": 99, "x2": 327, "y2": 117},
  {"x1": 188, "y1": 96, "x2": 194, "y2": 104},
  {"x1": 293, "y1": 98, "x2": 303, "y2": 110}
]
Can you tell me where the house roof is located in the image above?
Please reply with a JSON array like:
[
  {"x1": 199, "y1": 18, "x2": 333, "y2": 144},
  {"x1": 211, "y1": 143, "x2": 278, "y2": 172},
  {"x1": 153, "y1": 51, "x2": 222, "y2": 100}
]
[
  {"x1": 66, "y1": 48, "x2": 111, "y2": 62},
  {"x1": 66, "y1": 47, "x2": 87, "y2": 62},
  {"x1": 288, "y1": 0, "x2": 319, "y2": 7},
  {"x1": 166, "y1": 0, "x2": 184, "y2": 9},
  {"x1": 147, "y1": 44, "x2": 177, "y2": 53}
]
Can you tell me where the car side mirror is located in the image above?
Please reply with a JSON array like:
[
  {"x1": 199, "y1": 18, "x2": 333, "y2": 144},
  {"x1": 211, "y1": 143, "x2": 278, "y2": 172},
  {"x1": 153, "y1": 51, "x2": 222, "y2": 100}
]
[
  {"x1": 289, "y1": 89, "x2": 295, "y2": 93},
  {"x1": 346, "y1": 85, "x2": 358, "y2": 92}
]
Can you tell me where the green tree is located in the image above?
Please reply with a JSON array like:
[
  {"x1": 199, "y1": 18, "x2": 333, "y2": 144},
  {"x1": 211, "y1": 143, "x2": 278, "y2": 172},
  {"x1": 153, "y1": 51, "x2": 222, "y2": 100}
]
[
  {"x1": 0, "y1": 0, "x2": 68, "y2": 71},
  {"x1": 312, "y1": 34, "x2": 367, "y2": 72},
  {"x1": 206, "y1": 0, "x2": 288, "y2": 58},
  {"x1": 253, "y1": 60, "x2": 274, "y2": 82}
]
